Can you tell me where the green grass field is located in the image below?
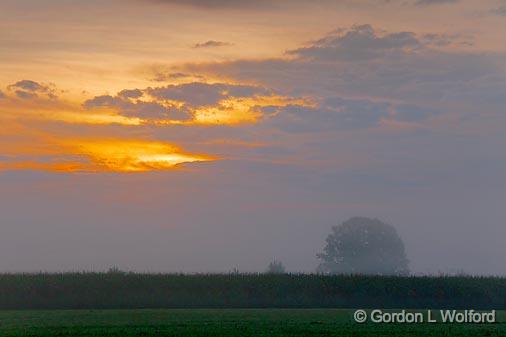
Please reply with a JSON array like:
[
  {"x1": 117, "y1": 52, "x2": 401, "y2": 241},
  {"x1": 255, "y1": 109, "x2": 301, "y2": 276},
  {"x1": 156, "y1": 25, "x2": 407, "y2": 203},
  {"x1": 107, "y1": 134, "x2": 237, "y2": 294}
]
[{"x1": 0, "y1": 309, "x2": 504, "y2": 337}]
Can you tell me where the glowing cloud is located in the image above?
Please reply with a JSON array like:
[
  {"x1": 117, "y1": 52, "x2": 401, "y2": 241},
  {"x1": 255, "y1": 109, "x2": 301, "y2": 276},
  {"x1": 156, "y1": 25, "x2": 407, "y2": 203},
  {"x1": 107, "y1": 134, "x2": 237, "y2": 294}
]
[
  {"x1": 70, "y1": 140, "x2": 214, "y2": 172},
  {"x1": 83, "y1": 82, "x2": 313, "y2": 126},
  {"x1": 0, "y1": 139, "x2": 214, "y2": 173},
  {"x1": 192, "y1": 95, "x2": 313, "y2": 125}
]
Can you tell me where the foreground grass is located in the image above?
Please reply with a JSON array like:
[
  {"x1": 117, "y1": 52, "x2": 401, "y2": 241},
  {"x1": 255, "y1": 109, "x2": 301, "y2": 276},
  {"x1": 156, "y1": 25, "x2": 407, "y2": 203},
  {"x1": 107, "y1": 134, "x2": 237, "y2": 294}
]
[{"x1": 0, "y1": 309, "x2": 504, "y2": 337}]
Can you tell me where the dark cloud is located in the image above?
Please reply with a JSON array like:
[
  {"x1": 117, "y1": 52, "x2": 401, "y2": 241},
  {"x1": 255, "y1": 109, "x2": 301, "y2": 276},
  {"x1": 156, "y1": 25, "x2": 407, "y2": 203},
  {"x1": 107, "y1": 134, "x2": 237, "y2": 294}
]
[
  {"x1": 265, "y1": 97, "x2": 436, "y2": 132},
  {"x1": 83, "y1": 82, "x2": 271, "y2": 120},
  {"x1": 180, "y1": 25, "x2": 503, "y2": 116},
  {"x1": 147, "y1": 83, "x2": 225, "y2": 106},
  {"x1": 193, "y1": 40, "x2": 233, "y2": 48},
  {"x1": 9, "y1": 80, "x2": 45, "y2": 92},
  {"x1": 83, "y1": 95, "x2": 123, "y2": 109},
  {"x1": 146, "y1": 82, "x2": 270, "y2": 107},
  {"x1": 118, "y1": 89, "x2": 143, "y2": 99},
  {"x1": 415, "y1": 0, "x2": 458, "y2": 5},
  {"x1": 148, "y1": 82, "x2": 224, "y2": 106},
  {"x1": 83, "y1": 94, "x2": 190, "y2": 121},
  {"x1": 320, "y1": 97, "x2": 391, "y2": 129},
  {"x1": 166, "y1": 72, "x2": 190, "y2": 79},
  {"x1": 14, "y1": 90, "x2": 38, "y2": 99},
  {"x1": 287, "y1": 25, "x2": 420, "y2": 61},
  {"x1": 7, "y1": 80, "x2": 57, "y2": 99},
  {"x1": 0, "y1": 90, "x2": 5, "y2": 99}
]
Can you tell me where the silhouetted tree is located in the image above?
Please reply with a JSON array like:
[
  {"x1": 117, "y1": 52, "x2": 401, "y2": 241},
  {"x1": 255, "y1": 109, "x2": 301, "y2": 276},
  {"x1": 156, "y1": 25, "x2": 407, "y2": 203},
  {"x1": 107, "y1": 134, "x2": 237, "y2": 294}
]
[
  {"x1": 266, "y1": 260, "x2": 286, "y2": 274},
  {"x1": 317, "y1": 217, "x2": 409, "y2": 275}
]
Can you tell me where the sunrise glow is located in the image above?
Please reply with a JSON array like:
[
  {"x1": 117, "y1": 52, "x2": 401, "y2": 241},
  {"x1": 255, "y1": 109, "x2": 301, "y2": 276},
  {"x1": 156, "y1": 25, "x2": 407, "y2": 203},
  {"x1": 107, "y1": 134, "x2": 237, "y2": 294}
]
[{"x1": 72, "y1": 140, "x2": 214, "y2": 172}]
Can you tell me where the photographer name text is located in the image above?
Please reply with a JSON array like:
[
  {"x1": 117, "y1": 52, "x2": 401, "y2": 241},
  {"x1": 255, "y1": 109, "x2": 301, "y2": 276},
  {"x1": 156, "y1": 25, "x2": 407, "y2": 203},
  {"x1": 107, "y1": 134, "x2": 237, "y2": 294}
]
[{"x1": 353, "y1": 309, "x2": 496, "y2": 324}]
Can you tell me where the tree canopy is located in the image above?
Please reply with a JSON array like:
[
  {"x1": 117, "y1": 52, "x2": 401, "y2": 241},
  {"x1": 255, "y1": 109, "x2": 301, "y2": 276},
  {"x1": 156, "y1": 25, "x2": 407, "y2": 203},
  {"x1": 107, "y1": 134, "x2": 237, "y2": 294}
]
[{"x1": 317, "y1": 217, "x2": 409, "y2": 275}]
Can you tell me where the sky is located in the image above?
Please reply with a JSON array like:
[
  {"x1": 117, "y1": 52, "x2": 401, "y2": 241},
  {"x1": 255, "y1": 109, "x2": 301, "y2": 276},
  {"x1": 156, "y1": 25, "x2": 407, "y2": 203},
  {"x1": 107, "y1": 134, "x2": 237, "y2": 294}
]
[{"x1": 1, "y1": 0, "x2": 505, "y2": 274}]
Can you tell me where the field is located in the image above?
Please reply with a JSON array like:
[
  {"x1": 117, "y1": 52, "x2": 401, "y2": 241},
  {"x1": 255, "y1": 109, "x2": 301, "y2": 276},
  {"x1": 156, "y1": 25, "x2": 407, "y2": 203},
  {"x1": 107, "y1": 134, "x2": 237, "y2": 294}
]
[
  {"x1": 1, "y1": 274, "x2": 504, "y2": 336},
  {"x1": 0, "y1": 309, "x2": 504, "y2": 337},
  {"x1": 0, "y1": 273, "x2": 504, "y2": 309}
]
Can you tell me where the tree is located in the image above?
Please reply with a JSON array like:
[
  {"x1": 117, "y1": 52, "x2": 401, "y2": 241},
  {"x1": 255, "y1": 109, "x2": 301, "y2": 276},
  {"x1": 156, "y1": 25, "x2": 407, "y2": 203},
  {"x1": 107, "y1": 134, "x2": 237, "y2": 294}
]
[
  {"x1": 265, "y1": 260, "x2": 286, "y2": 274},
  {"x1": 317, "y1": 217, "x2": 409, "y2": 275}
]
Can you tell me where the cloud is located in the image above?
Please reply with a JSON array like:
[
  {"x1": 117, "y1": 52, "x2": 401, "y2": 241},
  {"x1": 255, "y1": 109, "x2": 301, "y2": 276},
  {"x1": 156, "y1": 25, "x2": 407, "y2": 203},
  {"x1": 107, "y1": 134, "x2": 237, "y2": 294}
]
[
  {"x1": 165, "y1": 24, "x2": 506, "y2": 142},
  {"x1": 264, "y1": 97, "x2": 437, "y2": 133},
  {"x1": 0, "y1": 91, "x2": 5, "y2": 99},
  {"x1": 0, "y1": 138, "x2": 214, "y2": 173},
  {"x1": 83, "y1": 95, "x2": 121, "y2": 109},
  {"x1": 180, "y1": 25, "x2": 503, "y2": 112},
  {"x1": 7, "y1": 80, "x2": 57, "y2": 99},
  {"x1": 9, "y1": 80, "x2": 45, "y2": 92},
  {"x1": 83, "y1": 94, "x2": 191, "y2": 121},
  {"x1": 82, "y1": 82, "x2": 305, "y2": 125},
  {"x1": 1, "y1": 77, "x2": 310, "y2": 173},
  {"x1": 415, "y1": 0, "x2": 458, "y2": 5},
  {"x1": 118, "y1": 89, "x2": 143, "y2": 99},
  {"x1": 4, "y1": 26, "x2": 504, "y2": 175},
  {"x1": 392, "y1": 104, "x2": 438, "y2": 122},
  {"x1": 14, "y1": 90, "x2": 38, "y2": 99},
  {"x1": 149, "y1": 71, "x2": 205, "y2": 82},
  {"x1": 0, "y1": 82, "x2": 219, "y2": 173},
  {"x1": 420, "y1": 33, "x2": 470, "y2": 47},
  {"x1": 147, "y1": 83, "x2": 227, "y2": 106},
  {"x1": 270, "y1": 99, "x2": 389, "y2": 132},
  {"x1": 193, "y1": 40, "x2": 233, "y2": 48},
  {"x1": 287, "y1": 24, "x2": 420, "y2": 61},
  {"x1": 146, "y1": 82, "x2": 270, "y2": 107}
]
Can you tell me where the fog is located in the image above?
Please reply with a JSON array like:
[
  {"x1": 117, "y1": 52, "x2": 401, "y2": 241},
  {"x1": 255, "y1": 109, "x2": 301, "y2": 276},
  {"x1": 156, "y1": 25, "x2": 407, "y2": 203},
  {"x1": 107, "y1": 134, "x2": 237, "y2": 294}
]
[{"x1": 1, "y1": 156, "x2": 504, "y2": 275}]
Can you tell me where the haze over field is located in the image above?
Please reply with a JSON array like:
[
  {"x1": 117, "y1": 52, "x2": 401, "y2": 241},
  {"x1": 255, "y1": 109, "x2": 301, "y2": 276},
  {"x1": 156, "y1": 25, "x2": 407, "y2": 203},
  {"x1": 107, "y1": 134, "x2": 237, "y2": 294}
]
[{"x1": 0, "y1": 0, "x2": 505, "y2": 274}]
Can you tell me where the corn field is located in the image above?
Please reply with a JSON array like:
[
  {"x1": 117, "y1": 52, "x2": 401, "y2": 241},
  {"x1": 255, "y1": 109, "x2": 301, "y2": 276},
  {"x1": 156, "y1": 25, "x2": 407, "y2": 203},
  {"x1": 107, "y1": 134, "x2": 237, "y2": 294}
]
[{"x1": 0, "y1": 273, "x2": 503, "y2": 310}]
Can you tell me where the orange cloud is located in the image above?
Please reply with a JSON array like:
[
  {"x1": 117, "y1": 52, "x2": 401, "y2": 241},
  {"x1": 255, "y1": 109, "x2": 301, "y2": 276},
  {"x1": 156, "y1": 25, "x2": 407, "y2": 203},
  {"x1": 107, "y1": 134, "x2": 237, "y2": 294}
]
[
  {"x1": 2, "y1": 80, "x2": 314, "y2": 129},
  {"x1": 0, "y1": 89, "x2": 143, "y2": 126},
  {"x1": 83, "y1": 82, "x2": 313, "y2": 126},
  {"x1": 191, "y1": 95, "x2": 311, "y2": 125},
  {"x1": 0, "y1": 138, "x2": 214, "y2": 173},
  {"x1": 68, "y1": 139, "x2": 214, "y2": 172},
  {"x1": 0, "y1": 79, "x2": 309, "y2": 173}
]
